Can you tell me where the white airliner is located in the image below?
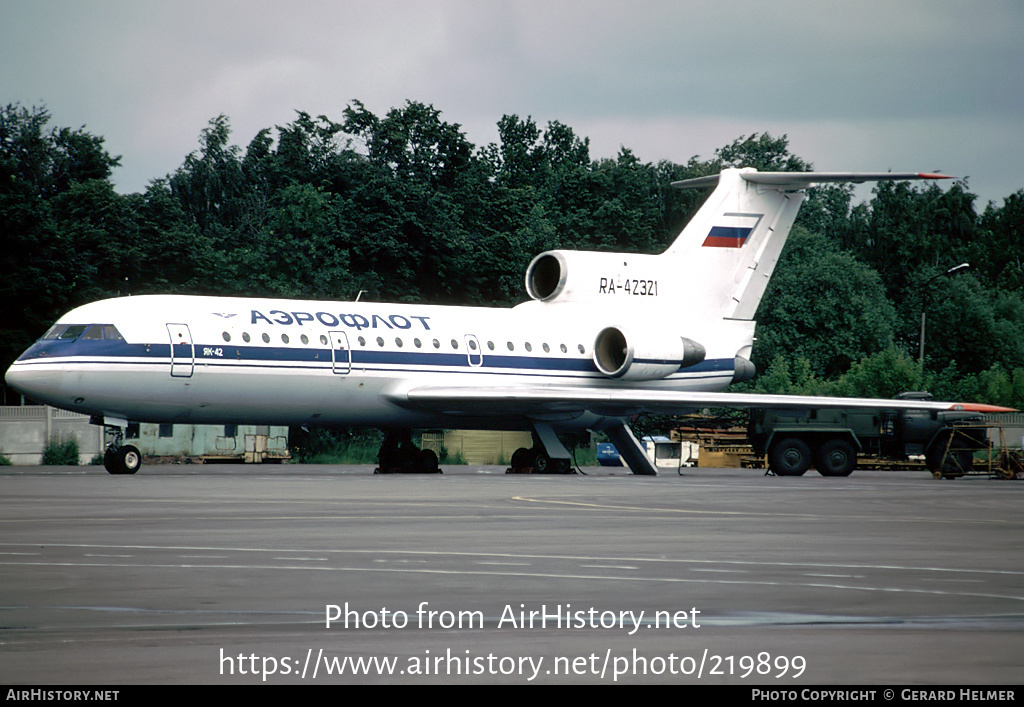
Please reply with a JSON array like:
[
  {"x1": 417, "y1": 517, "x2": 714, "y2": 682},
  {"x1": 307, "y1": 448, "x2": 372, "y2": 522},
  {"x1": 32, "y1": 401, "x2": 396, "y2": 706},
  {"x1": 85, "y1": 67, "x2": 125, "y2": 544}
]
[{"x1": 5, "y1": 167, "x2": 1006, "y2": 475}]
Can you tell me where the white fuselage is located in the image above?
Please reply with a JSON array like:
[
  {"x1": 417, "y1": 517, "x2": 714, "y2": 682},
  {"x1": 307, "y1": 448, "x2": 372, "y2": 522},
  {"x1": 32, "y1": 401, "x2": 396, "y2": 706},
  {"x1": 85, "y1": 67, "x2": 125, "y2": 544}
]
[{"x1": 6, "y1": 293, "x2": 747, "y2": 432}]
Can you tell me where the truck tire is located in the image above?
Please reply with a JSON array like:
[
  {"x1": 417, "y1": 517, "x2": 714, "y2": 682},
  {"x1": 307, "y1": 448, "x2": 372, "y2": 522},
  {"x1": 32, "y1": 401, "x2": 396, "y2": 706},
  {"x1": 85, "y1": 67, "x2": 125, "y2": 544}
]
[
  {"x1": 770, "y1": 438, "x2": 811, "y2": 476},
  {"x1": 816, "y1": 439, "x2": 857, "y2": 477}
]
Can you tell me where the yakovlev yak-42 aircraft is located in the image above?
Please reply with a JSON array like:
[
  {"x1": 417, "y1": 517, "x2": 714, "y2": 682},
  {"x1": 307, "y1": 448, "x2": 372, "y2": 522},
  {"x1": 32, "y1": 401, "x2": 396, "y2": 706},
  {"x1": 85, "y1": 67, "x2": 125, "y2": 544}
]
[{"x1": 5, "y1": 168, "x2": 1009, "y2": 476}]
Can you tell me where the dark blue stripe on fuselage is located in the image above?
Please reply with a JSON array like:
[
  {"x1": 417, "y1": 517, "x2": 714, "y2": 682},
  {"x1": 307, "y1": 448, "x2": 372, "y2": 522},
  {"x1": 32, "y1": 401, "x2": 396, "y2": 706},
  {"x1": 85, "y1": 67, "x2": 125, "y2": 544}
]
[{"x1": 17, "y1": 337, "x2": 735, "y2": 377}]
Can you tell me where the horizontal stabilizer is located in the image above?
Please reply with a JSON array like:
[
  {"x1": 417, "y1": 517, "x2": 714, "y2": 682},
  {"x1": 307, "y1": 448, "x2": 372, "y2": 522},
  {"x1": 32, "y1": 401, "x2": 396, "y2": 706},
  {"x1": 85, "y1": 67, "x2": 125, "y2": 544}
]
[{"x1": 672, "y1": 171, "x2": 952, "y2": 191}]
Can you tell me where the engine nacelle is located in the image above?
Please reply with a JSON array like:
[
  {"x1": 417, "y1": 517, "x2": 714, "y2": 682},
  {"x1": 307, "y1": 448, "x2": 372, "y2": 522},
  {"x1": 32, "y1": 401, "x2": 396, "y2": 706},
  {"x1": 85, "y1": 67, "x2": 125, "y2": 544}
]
[
  {"x1": 593, "y1": 326, "x2": 707, "y2": 381},
  {"x1": 525, "y1": 250, "x2": 671, "y2": 303}
]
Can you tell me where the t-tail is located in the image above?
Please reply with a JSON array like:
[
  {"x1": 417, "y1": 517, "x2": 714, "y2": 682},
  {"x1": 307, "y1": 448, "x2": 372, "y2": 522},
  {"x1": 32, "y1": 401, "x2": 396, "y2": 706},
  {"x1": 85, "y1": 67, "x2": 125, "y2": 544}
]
[
  {"x1": 666, "y1": 168, "x2": 951, "y2": 320},
  {"x1": 520, "y1": 168, "x2": 949, "y2": 384},
  {"x1": 524, "y1": 167, "x2": 950, "y2": 320}
]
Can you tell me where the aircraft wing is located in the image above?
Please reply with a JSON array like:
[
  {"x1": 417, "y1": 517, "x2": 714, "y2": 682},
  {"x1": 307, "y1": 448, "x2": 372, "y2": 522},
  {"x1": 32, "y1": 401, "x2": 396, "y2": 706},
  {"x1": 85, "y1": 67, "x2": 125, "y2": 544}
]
[{"x1": 395, "y1": 386, "x2": 1011, "y2": 417}]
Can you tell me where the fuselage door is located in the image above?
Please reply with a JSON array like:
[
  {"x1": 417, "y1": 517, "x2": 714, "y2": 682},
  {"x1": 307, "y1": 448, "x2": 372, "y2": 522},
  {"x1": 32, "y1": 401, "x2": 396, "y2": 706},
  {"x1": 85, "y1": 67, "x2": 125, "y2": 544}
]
[
  {"x1": 330, "y1": 331, "x2": 351, "y2": 374},
  {"x1": 465, "y1": 334, "x2": 483, "y2": 367},
  {"x1": 166, "y1": 323, "x2": 194, "y2": 378}
]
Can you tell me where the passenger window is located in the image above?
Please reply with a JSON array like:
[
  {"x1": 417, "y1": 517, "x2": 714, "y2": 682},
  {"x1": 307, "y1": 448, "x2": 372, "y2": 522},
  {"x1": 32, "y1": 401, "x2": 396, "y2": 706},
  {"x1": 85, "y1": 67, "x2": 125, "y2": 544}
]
[
  {"x1": 262, "y1": 333, "x2": 270, "y2": 344},
  {"x1": 450, "y1": 339, "x2": 459, "y2": 350},
  {"x1": 487, "y1": 341, "x2": 495, "y2": 351},
  {"x1": 396, "y1": 338, "x2": 403, "y2": 348},
  {"x1": 320, "y1": 334, "x2": 328, "y2": 345},
  {"x1": 300, "y1": 334, "x2": 309, "y2": 345},
  {"x1": 507, "y1": 341, "x2": 514, "y2": 351},
  {"x1": 358, "y1": 336, "x2": 366, "y2": 346},
  {"x1": 243, "y1": 332, "x2": 251, "y2": 343},
  {"x1": 542, "y1": 343, "x2": 550, "y2": 353},
  {"x1": 282, "y1": 334, "x2": 290, "y2": 344},
  {"x1": 578, "y1": 344, "x2": 585, "y2": 354},
  {"x1": 414, "y1": 338, "x2": 422, "y2": 348},
  {"x1": 377, "y1": 337, "x2": 385, "y2": 347},
  {"x1": 468, "y1": 339, "x2": 478, "y2": 351},
  {"x1": 524, "y1": 342, "x2": 532, "y2": 352},
  {"x1": 222, "y1": 332, "x2": 231, "y2": 342},
  {"x1": 560, "y1": 344, "x2": 568, "y2": 353},
  {"x1": 432, "y1": 339, "x2": 440, "y2": 349}
]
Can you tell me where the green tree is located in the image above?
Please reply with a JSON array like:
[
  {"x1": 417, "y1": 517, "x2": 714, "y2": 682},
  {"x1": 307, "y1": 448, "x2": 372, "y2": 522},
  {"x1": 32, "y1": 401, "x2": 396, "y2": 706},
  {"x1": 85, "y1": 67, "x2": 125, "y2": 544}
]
[
  {"x1": 754, "y1": 227, "x2": 896, "y2": 377},
  {"x1": 0, "y1": 104, "x2": 122, "y2": 373},
  {"x1": 831, "y1": 348, "x2": 924, "y2": 399}
]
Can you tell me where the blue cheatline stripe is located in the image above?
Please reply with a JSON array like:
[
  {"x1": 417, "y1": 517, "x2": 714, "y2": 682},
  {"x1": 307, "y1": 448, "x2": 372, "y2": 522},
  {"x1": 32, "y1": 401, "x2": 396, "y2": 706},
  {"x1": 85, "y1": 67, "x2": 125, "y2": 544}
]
[{"x1": 16, "y1": 338, "x2": 737, "y2": 379}]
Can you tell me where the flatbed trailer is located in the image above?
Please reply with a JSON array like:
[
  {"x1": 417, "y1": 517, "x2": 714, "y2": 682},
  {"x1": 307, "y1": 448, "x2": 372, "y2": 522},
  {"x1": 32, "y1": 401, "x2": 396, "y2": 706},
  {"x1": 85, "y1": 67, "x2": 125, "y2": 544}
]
[{"x1": 747, "y1": 393, "x2": 989, "y2": 478}]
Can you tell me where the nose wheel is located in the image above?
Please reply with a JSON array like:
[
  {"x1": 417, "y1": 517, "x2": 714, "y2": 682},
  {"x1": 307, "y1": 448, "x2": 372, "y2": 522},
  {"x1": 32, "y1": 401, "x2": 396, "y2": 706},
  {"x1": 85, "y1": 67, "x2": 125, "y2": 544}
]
[
  {"x1": 104, "y1": 444, "x2": 142, "y2": 474},
  {"x1": 101, "y1": 426, "x2": 142, "y2": 475}
]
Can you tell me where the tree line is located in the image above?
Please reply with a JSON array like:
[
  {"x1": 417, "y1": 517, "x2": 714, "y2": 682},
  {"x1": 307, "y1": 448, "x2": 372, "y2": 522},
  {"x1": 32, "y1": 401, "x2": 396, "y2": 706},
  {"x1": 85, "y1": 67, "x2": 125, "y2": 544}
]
[{"x1": 2, "y1": 102, "x2": 1023, "y2": 407}]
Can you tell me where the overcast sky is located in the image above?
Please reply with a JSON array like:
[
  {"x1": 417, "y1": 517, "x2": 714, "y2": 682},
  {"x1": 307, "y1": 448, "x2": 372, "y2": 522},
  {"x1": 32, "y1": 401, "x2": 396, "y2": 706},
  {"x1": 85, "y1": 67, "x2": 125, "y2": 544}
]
[{"x1": 3, "y1": 0, "x2": 1022, "y2": 207}]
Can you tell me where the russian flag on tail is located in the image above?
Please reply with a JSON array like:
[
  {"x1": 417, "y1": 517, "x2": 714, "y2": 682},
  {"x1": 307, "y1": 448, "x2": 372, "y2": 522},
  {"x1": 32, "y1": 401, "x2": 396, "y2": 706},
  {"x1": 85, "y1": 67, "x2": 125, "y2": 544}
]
[{"x1": 702, "y1": 213, "x2": 763, "y2": 248}]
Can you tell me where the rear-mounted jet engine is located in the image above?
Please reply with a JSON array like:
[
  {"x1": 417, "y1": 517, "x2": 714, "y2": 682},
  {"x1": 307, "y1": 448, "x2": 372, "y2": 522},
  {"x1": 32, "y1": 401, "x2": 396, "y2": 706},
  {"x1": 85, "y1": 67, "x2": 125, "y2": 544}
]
[{"x1": 593, "y1": 326, "x2": 706, "y2": 381}]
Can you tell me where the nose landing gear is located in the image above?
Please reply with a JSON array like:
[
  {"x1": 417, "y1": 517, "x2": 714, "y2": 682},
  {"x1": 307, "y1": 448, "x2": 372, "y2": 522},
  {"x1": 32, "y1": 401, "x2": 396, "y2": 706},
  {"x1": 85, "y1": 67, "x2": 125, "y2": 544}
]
[{"x1": 98, "y1": 423, "x2": 142, "y2": 475}]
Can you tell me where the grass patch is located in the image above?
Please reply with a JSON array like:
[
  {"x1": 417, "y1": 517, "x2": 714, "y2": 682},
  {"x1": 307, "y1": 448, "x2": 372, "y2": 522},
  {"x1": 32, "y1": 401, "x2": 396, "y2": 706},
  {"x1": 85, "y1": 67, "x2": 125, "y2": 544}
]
[
  {"x1": 571, "y1": 445, "x2": 598, "y2": 467},
  {"x1": 42, "y1": 434, "x2": 79, "y2": 465},
  {"x1": 290, "y1": 428, "x2": 383, "y2": 464},
  {"x1": 439, "y1": 447, "x2": 466, "y2": 465}
]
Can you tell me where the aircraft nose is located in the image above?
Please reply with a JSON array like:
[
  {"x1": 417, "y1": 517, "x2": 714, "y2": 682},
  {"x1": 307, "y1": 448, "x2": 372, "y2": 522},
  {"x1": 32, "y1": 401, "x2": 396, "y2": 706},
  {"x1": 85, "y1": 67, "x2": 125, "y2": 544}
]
[
  {"x1": 4, "y1": 361, "x2": 27, "y2": 391},
  {"x1": 4, "y1": 361, "x2": 63, "y2": 405}
]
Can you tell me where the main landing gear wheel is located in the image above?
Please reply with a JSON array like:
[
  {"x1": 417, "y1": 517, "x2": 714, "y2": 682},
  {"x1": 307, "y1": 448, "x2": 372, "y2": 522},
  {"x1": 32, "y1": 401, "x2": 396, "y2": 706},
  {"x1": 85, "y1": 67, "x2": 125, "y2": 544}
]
[
  {"x1": 532, "y1": 450, "x2": 551, "y2": 472},
  {"x1": 374, "y1": 431, "x2": 442, "y2": 473},
  {"x1": 417, "y1": 448, "x2": 440, "y2": 473},
  {"x1": 104, "y1": 445, "x2": 141, "y2": 475},
  {"x1": 770, "y1": 437, "x2": 811, "y2": 476},
  {"x1": 506, "y1": 446, "x2": 574, "y2": 474},
  {"x1": 815, "y1": 439, "x2": 857, "y2": 477}
]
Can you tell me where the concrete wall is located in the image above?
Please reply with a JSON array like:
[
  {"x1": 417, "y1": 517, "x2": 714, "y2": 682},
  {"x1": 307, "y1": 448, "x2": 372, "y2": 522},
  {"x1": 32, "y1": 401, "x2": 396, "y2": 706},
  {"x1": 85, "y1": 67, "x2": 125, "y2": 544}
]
[
  {"x1": 0, "y1": 406, "x2": 104, "y2": 465},
  {"x1": 0, "y1": 406, "x2": 288, "y2": 464}
]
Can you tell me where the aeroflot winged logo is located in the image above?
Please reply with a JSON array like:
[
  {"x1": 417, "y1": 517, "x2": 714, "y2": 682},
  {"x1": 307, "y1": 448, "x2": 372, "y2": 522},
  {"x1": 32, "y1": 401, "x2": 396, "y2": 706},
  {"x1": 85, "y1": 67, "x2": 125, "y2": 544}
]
[{"x1": 702, "y1": 212, "x2": 763, "y2": 248}]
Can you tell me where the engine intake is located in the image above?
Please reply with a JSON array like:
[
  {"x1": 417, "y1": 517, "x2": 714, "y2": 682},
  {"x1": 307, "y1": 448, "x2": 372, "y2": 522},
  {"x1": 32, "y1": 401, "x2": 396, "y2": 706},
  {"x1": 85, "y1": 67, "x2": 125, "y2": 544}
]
[
  {"x1": 525, "y1": 252, "x2": 567, "y2": 301},
  {"x1": 525, "y1": 249, "x2": 671, "y2": 304},
  {"x1": 593, "y1": 327, "x2": 706, "y2": 381}
]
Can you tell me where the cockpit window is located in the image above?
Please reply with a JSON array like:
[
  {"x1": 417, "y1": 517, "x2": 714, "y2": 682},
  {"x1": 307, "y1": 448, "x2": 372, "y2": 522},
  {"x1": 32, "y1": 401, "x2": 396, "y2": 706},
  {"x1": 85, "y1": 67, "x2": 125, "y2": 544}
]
[
  {"x1": 44, "y1": 323, "x2": 124, "y2": 341},
  {"x1": 42, "y1": 324, "x2": 67, "y2": 339},
  {"x1": 58, "y1": 325, "x2": 88, "y2": 340}
]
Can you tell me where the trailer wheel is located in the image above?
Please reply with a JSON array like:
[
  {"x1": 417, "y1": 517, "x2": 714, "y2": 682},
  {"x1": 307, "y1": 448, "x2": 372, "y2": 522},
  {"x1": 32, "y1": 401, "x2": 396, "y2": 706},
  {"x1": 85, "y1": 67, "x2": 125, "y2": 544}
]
[
  {"x1": 770, "y1": 438, "x2": 811, "y2": 476},
  {"x1": 816, "y1": 439, "x2": 856, "y2": 477},
  {"x1": 926, "y1": 434, "x2": 971, "y2": 479}
]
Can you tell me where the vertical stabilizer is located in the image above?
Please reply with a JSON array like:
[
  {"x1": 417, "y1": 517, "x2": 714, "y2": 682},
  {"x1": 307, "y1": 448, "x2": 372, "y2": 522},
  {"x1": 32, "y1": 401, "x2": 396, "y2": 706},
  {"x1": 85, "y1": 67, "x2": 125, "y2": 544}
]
[{"x1": 668, "y1": 169, "x2": 951, "y2": 321}]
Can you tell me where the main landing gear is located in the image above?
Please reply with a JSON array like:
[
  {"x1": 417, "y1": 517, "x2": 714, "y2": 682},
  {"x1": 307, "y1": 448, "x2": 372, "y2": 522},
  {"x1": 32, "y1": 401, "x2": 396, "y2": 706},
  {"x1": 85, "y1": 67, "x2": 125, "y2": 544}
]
[
  {"x1": 374, "y1": 430, "x2": 441, "y2": 474},
  {"x1": 100, "y1": 425, "x2": 142, "y2": 475},
  {"x1": 506, "y1": 423, "x2": 578, "y2": 474},
  {"x1": 507, "y1": 445, "x2": 574, "y2": 474}
]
